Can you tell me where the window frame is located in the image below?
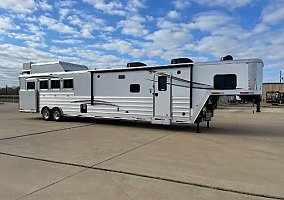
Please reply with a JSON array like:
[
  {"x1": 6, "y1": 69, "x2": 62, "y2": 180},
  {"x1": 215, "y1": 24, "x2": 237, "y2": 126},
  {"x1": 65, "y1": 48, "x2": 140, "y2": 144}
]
[
  {"x1": 50, "y1": 79, "x2": 61, "y2": 90},
  {"x1": 26, "y1": 81, "x2": 36, "y2": 90},
  {"x1": 130, "y1": 83, "x2": 140, "y2": 93},
  {"x1": 158, "y1": 76, "x2": 167, "y2": 91},
  {"x1": 213, "y1": 74, "x2": 237, "y2": 90},
  {"x1": 39, "y1": 79, "x2": 49, "y2": 90},
  {"x1": 63, "y1": 79, "x2": 74, "y2": 90}
]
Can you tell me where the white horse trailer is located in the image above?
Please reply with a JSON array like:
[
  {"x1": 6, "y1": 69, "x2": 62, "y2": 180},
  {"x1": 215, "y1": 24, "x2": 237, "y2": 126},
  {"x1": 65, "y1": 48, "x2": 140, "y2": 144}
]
[{"x1": 19, "y1": 58, "x2": 263, "y2": 132}]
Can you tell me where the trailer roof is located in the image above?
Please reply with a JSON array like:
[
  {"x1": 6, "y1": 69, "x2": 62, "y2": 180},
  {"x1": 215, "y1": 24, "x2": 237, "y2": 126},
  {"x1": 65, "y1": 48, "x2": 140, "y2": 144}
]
[
  {"x1": 88, "y1": 59, "x2": 263, "y2": 73},
  {"x1": 20, "y1": 59, "x2": 263, "y2": 78}
]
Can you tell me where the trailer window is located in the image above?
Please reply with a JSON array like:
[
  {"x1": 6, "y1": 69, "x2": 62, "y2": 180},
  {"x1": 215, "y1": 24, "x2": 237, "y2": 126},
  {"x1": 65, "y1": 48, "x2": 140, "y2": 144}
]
[
  {"x1": 158, "y1": 76, "x2": 167, "y2": 91},
  {"x1": 27, "y1": 82, "x2": 35, "y2": 90},
  {"x1": 40, "y1": 80, "x2": 48, "y2": 89},
  {"x1": 214, "y1": 74, "x2": 237, "y2": 90},
  {"x1": 130, "y1": 84, "x2": 140, "y2": 93},
  {"x1": 51, "y1": 80, "x2": 61, "y2": 89},
  {"x1": 63, "y1": 79, "x2": 73, "y2": 89}
]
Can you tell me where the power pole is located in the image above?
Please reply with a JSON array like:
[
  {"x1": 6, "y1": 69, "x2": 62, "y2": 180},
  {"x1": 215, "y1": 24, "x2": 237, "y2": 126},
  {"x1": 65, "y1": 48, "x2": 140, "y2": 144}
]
[
  {"x1": 5, "y1": 85, "x2": 8, "y2": 95},
  {"x1": 281, "y1": 71, "x2": 283, "y2": 83}
]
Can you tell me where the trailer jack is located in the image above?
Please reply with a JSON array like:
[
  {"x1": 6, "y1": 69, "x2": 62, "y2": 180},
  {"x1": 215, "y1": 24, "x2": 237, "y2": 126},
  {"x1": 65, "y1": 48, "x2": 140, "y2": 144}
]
[
  {"x1": 195, "y1": 121, "x2": 201, "y2": 133},
  {"x1": 256, "y1": 102, "x2": 261, "y2": 112}
]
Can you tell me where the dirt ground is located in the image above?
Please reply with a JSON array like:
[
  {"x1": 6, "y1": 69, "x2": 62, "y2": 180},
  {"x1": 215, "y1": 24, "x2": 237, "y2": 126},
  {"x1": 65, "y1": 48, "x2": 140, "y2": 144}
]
[{"x1": 0, "y1": 103, "x2": 283, "y2": 200}]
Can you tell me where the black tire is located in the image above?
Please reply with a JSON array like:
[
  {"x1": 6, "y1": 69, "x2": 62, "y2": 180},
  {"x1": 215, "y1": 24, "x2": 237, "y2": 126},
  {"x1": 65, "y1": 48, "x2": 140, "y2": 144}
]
[
  {"x1": 42, "y1": 107, "x2": 51, "y2": 121},
  {"x1": 52, "y1": 108, "x2": 62, "y2": 121}
]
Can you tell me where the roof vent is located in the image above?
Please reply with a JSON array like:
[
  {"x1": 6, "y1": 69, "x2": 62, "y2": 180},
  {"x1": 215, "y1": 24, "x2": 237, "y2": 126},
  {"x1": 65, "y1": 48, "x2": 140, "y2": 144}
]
[
  {"x1": 221, "y1": 55, "x2": 233, "y2": 61},
  {"x1": 171, "y1": 58, "x2": 193, "y2": 64},
  {"x1": 22, "y1": 62, "x2": 33, "y2": 75},
  {"x1": 127, "y1": 62, "x2": 147, "y2": 68}
]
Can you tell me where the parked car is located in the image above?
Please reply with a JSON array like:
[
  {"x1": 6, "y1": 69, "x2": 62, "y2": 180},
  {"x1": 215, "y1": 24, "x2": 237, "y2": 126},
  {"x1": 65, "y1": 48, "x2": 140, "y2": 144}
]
[{"x1": 266, "y1": 91, "x2": 284, "y2": 104}]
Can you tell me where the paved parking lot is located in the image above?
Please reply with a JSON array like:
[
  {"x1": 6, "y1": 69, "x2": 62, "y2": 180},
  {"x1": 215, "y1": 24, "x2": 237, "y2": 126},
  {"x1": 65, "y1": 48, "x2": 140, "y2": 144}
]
[{"x1": 0, "y1": 103, "x2": 284, "y2": 200}]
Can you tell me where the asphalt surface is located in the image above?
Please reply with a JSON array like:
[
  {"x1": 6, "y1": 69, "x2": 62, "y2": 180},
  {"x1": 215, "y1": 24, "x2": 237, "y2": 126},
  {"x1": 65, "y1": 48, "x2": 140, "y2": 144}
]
[{"x1": 0, "y1": 103, "x2": 283, "y2": 200}]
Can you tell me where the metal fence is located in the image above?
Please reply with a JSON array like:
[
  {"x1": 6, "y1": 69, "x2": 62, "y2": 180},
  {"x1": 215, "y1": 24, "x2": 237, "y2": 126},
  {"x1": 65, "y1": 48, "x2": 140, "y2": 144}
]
[{"x1": 0, "y1": 95, "x2": 19, "y2": 103}]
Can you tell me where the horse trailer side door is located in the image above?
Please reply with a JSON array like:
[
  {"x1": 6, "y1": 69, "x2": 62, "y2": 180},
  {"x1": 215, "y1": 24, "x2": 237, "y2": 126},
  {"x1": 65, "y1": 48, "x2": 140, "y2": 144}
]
[{"x1": 152, "y1": 74, "x2": 172, "y2": 124}]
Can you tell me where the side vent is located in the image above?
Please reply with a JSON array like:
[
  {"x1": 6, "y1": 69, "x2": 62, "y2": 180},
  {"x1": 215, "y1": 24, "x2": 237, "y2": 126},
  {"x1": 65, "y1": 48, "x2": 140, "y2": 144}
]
[
  {"x1": 171, "y1": 58, "x2": 193, "y2": 64},
  {"x1": 220, "y1": 55, "x2": 233, "y2": 61},
  {"x1": 127, "y1": 62, "x2": 147, "y2": 68}
]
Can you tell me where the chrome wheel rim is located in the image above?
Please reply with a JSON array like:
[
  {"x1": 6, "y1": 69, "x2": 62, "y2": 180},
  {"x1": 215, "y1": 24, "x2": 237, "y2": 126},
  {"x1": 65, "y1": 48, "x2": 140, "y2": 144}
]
[
  {"x1": 53, "y1": 110, "x2": 60, "y2": 120},
  {"x1": 43, "y1": 110, "x2": 49, "y2": 119}
]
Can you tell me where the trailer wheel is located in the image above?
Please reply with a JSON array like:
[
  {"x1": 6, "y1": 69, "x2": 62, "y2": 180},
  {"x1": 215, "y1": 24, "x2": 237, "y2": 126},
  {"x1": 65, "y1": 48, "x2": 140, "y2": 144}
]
[
  {"x1": 42, "y1": 107, "x2": 51, "y2": 121},
  {"x1": 52, "y1": 108, "x2": 62, "y2": 121}
]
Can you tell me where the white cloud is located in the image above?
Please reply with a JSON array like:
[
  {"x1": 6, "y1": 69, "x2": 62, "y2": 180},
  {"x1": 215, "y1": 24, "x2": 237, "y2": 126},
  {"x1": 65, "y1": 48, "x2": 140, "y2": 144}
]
[
  {"x1": 146, "y1": 29, "x2": 191, "y2": 49},
  {"x1": 37, "y1": 0, "x2": 53, "y2": 11},
  {"x1": 24, "y1": 41, "x2": 47, "y2": 48},
  {"x1": 50, "y1": 46, "x2": 127, "y2": 67},
  {"x1": 55, "y1": 0, "x2": 77, "y2": 8},
  {"x1": 125, "y1": 0, "x2": 145, "y2": 13},
  {"x1": 7, "y1": 23, "x2": 46, "y2": 48},
  {"x1": 173, "y1": 0, "x2": 191, "y2": 10},
  {"x1": 0, "y1": 0, "x2": 36, "y2": 13},
  {"x1": 0, "y1": 17, "x2": 19, "y2": 33},
  {"x1": 261, "y1": 0, "x2": 284, "y2": 25},
  {"x1": 66, "y1": 14, "x2": 115, "y2": 37},
  {"x1": 9, "y1": 32, "x2": 41, "y2": 42},
  {"x1": 93, "y1": 32, "x2": 195, "y2": 61},
  {"x1": 82, "y1": 0, "x2": 145, "y2": 16},
  {"x1": 194, "y1": 36, "x2": 243, "y2": 57},
  {"x1": 93, "y1": 39, "x2": 167, "y2": 59},
  {"x1": 93, "y1": 39, "x2": 144, "y2": 58},
  {"x1": 49, "y1": 46, "x2": 74, "y2": 55},
  {"x1": 251, "y1": 23, "x2": 269, "y2": 34},
  {"x1": 118, "y1": 15, "x2": 148, "y2": 37},
  {"x1": 59, "y1": 8, "x2": 70, "y2": 21},
  {"x1": 80, "y1": 24, "x2": 96, "y2": 38},
  {"x1": 15, "y1": 14, "x2": 37, "y2": 22},
  {"x1": 167, "y1": 10, "x2": 180, "y2": 19},
  {"x1": 39, "y1": 15, "x2": 79, "y2": 35},
  {"x1": 26, "y1": 23, "x2": 42, "y2": 35},
  {"x1": 193, "y1": 0, "x2": 253, "y2": 9},
  {"x1": 67, "y1": 15, "x2": 84, "y2": 27},
  {"x1": 52, "y1": 39, "x2": 84, "y2": 44},
  {"x1": 80, "y1": 17, "x2": 115, "y2": 38},
  {"x1": 98, "y1": 39, "x2": 133, "y2": 53},
  {"x1": 185, "y1": 12, "x2": 234, "y2": 32},
  {"x1": 156, "y1": 18, "x2": 180, "y2": 31},
  {"x1": 82, "y1": 0, "x2": 126, "y2": 16},
  {"x1": 268, "y1": 30, "x2": 284, "y2": 45}
]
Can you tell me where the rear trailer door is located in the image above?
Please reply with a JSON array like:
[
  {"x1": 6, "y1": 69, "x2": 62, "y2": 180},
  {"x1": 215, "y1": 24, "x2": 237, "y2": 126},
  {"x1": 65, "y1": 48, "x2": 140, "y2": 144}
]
[{"x1": 19, "y1": 80, "x2": 39, "y2": 112}]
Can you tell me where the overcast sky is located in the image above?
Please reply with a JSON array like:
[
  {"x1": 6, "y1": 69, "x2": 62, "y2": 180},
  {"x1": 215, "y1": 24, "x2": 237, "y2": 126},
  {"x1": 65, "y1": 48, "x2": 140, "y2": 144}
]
[{"x1": 0, "y1": 0, "x2": 284, "y2": 86}]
